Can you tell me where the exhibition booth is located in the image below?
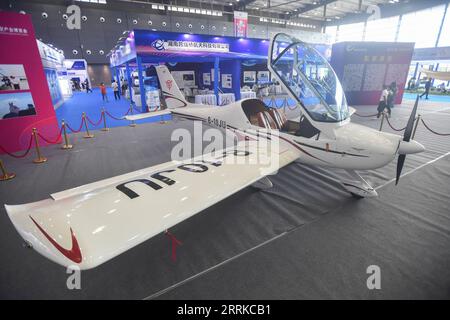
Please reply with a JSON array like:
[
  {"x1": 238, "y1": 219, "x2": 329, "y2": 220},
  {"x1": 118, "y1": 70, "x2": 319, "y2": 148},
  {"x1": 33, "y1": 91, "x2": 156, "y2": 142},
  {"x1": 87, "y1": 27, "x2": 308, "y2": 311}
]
[
  {"x1": 109, "y1": 30, "x2": 331, "y2": 112},
  {"x1": 63, "y1": 59, "x2": 90, "y2": 92},
  {"x1": 37, "y1": 40, "x2": 72, "y2": 108},
  {"x1": 109, "y1": 30, "x2": 273, "y2": 112}
]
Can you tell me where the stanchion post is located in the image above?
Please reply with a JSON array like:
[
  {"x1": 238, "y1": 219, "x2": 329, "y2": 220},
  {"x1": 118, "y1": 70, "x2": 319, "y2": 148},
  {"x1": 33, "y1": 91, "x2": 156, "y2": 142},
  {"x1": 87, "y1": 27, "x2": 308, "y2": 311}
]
[
  {"x1": 101, "y1": 109, "x2": 109, "y2": 131},
  {"x1": 412, "y1": 114, "x2": 421, "y2": 139},
  {"x1": 0, "y1": 159, "x2": 15, "y2": 181},
  {"x1": 61, "y1": 120, "x2": 73, "y2": 149},
  {"x1": 379, "y1": 112, "x2": 385, "y2": 132},
  {"x1": 129, "y1": 104, "x2": 136, "y2": 127},
  {"x1": 32, "y1": 128, "x2": 47, "y2": 163},
  {"x1": 82, "y1": 112, "x2": 94, "y2": 138}
]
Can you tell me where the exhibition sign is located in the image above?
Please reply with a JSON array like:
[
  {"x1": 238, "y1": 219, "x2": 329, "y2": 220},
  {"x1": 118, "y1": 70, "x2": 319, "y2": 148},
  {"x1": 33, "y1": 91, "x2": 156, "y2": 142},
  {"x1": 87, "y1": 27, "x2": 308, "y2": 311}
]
[
  {"x1": 331, "y1": 41, "x2": 414, "y2": 105},
  {"x1": 111, "y1": 30, "x2": 332, "y2": 66},
  {"x1": 110, "y1": 30, "x2": 272, "y2": 66},
  {"x1": 0, "y1": 12, "x2": 60, "y2": 153}
]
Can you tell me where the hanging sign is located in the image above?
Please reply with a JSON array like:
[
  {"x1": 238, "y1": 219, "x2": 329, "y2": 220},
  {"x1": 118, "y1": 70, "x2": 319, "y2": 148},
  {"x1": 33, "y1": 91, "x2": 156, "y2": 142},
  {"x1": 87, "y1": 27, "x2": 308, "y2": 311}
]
[{"x1": 234, "y1": 11, "x2": 248, "y2": 38}]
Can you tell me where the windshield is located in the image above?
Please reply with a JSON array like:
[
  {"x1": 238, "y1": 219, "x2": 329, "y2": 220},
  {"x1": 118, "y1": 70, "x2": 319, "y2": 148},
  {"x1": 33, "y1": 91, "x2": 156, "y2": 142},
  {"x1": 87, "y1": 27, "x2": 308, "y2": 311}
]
[{"x1": 270, "y1": 33, "x2": 349, "y2": 123}]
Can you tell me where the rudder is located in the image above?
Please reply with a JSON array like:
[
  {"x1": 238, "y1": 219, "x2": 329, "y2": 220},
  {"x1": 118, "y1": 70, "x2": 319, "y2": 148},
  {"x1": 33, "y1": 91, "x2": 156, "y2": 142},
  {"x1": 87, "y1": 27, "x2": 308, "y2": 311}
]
[{"x1": 155, "y1": 65, "x2": 187, "y2": 109}]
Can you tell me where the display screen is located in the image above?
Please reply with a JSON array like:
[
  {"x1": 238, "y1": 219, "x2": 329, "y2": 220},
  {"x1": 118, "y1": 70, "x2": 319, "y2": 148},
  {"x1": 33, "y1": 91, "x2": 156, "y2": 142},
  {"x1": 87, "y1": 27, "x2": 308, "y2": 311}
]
[{"x1": 183, "y1": 74, "x2": 194, "y2": 81}]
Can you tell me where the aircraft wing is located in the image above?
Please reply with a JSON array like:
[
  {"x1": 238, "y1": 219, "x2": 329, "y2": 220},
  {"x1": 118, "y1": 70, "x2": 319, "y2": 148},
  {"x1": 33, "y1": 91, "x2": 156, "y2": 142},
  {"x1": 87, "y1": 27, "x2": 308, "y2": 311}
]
[
  {"x1": 5, "y1": 141, "x2": 298, "y2": 270},
  {"x1": 124, "y1": 109, "x2": 172, "y2": 121}
]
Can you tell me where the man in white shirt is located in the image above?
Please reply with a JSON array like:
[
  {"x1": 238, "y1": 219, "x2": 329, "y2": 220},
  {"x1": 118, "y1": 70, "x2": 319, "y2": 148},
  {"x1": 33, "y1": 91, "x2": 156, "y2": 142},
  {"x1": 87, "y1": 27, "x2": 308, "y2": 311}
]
[{"x1": 112, "y1": 80, "x2": 120, "y2": 100}]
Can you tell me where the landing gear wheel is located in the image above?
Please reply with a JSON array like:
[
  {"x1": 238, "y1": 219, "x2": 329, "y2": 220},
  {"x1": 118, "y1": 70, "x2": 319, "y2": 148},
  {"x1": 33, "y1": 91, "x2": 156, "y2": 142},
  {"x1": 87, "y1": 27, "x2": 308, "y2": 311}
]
[{"x1": 350, "y1": 192, "x2": 364, "y2": 200}]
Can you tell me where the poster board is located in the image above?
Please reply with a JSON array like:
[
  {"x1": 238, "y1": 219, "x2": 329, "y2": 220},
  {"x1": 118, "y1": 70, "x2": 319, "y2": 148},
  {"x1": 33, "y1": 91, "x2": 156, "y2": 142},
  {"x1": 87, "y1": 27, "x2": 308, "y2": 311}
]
[
  {"x1": 172, "y1": 70, "x2": 196, "y2": 88},
  {"x1": 243, "y1": 71, "x2": 256, "y2": 83},
  {"x1": 257, "y1": 71, "x2": 270, "y2": 84},
  {"x1": 331, "y1": 42, "x2": 414, "y2": 105},
  {"x1": 203, "y1": 73, "x2": 211, "y2": 86},
  {"x1": 222, "y1": 74, "x2": 232, "y2": 89},
  {"x1": 0, "y1": 12, "x2": 60, "y2": 153}
]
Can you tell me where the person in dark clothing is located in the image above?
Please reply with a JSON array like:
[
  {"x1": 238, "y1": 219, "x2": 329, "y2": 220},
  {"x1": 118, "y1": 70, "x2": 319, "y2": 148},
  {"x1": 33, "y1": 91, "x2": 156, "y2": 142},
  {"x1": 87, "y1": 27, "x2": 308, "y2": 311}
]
[
  {"x1": 121, "y1": 80, "x2": 128, "y2": 97},
  {"x1": 85, "y1": 79, "x2": 92, "y2": 93},
  {"x1": 388, "y1": 81, "x2": 397, "y2": 109},
  {"x1": 377, "y1": 85, "x2": 391, "y2": 118},
  {"x1": 407, "y1": 77, "x2": 415, "y2": 90},
  {"x1": 420, "y1": 79, "x2": 432, "y2": 99}
]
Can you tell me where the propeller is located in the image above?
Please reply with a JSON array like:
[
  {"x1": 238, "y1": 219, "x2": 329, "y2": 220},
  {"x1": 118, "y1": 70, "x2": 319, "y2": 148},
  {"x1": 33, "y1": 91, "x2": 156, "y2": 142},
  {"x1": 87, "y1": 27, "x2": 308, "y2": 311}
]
[{"x1": 395, "y1": 95, "x2": 419, "y2": 185}]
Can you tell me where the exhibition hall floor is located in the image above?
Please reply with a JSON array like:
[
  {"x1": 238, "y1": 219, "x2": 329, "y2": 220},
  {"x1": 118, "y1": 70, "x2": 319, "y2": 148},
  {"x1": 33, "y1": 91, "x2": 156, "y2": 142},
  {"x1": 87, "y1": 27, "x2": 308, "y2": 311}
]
[
  {"x1": 55, "y1": 88, "x2": 295, "y2": 130},
  {"x1": 0, "y1": 99, "x2": 449, "y2": 299},
  {"x1": 55, "y1": 88, "x2": 170, "y2": 128},
  {"x1": 403, "y1": 92, "x2": 450, "y2": 103}
]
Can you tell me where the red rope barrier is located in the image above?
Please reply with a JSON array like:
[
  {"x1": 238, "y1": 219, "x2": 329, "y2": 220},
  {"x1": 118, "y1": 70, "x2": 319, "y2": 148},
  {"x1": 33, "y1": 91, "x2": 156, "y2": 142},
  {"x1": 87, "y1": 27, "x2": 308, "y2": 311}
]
[
  {"x1": 85, "y1": 113, "x2": 104, "y2": 127},
  {"x1": 385, "y1": 116, "x2": 406, "y2": 132},
  {"x1": 37, "y1": 126, "x2": 63, "y2": 144},
  {"x1": 0, "y1": 134, "x2": 33, "y2": 159},
  {"x1": 66, "y1": 117, "x2": 85, "y2": 133},
  {"x1": 421, "y1": 118, "x2": 450, "y2": 136},
  {"x1": 132, "y1": 105, "x2": 142, "y2": 114},
  {"x1": 287, "y1": 102, "x2": 298, "y2": 110},
  {"x1": 105, "y1": 110, "x2": 125, "y2": 120}
]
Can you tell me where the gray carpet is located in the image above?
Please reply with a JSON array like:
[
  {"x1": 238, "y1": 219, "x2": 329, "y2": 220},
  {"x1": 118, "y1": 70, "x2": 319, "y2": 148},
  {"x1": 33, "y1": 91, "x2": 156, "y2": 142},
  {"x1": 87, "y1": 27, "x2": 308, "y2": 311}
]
[{"x1": 0, "y1": 100, "x2": 449, "y2": 299}]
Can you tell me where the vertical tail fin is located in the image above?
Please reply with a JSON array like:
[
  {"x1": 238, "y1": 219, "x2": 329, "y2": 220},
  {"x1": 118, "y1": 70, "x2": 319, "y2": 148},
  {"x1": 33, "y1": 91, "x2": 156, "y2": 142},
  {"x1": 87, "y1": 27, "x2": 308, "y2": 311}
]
[{"x1": 155, "y1": 65, "x2": 188, "y2": 108}]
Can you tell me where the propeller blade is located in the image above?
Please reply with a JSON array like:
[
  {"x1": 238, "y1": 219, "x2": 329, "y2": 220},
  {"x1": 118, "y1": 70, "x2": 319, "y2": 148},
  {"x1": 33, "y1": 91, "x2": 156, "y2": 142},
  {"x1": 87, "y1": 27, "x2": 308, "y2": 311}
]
[
  {"x1": 396, "y1": 95, "x2": 419, "y2": 185},
  {"x1": 404, "y1": 95, "x2": 419, "y2": 142},
  {"x1": 396, "y1": 154, "x2": 406, "y2": 185}
]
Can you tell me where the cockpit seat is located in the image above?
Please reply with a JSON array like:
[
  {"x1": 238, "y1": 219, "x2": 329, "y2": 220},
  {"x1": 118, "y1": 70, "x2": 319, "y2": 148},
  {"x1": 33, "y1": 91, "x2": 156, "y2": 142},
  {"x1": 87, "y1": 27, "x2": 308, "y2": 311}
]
[
  {"x1": 268, "y1": 108, "x2": 288, "y2": 130},
  {"x1": 257, "y1": 111, "x2": 278, "y2": 130}
]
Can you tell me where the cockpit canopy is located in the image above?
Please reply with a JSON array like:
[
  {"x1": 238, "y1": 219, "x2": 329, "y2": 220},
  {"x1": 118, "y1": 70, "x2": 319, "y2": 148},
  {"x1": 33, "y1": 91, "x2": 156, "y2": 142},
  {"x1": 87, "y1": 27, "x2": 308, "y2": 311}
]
[{"x1": 270, "y1": 33, "x2": 349, "y2": 123}]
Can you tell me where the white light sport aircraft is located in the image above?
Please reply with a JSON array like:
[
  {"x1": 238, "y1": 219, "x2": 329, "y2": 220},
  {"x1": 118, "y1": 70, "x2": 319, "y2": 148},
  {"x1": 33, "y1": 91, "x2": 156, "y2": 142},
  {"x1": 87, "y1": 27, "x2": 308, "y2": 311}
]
[{"x1": 5, "y1": 34, "x2": 424, "y2": 270}]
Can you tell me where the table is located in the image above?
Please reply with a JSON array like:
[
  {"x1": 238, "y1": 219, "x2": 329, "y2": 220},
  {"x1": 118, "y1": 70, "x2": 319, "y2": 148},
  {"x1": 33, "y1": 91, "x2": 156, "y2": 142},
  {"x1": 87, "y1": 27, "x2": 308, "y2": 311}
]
[
  {"x1": 240, "y1": 91, "x2": 256, "y2": 100},
  {"x1": 218, "y1": 93, "x2": 235, "y2": 105},
  {"x1": 195, "y1": 94, "x2": 217, "y2": 105}
]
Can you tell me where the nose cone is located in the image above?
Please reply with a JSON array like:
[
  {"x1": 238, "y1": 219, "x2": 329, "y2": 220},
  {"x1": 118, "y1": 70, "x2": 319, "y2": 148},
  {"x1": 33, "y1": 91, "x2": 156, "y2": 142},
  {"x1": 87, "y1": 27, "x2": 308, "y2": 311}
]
[{"x1": 398, "y1": 140, "x2": 425, "y2": 155}]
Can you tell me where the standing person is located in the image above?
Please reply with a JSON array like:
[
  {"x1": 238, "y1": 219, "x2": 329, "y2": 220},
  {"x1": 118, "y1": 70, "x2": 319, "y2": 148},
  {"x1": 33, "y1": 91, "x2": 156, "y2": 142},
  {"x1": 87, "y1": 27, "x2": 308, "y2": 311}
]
[
  {"x1": 112, "y1": 80, "x2": 120, "y2": 100},
  {"x1": 100, "y1": 82, "x2": 108, "y2": 102},
  {"x1": 420, "y1": 78, "x2": 432, "y2": 99},
  {"x1": 85, "y1": 79, "x2": 92, "y2": 93},
  {"x1": 388, "y1": 81, "x2": 397, "y2": 109},
  {"x1": 377, "y1": 85, "x2": 390, "y2": 118},
  {"x1": 121, "y1": 80, "x2": 128, "y2": 97}
]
